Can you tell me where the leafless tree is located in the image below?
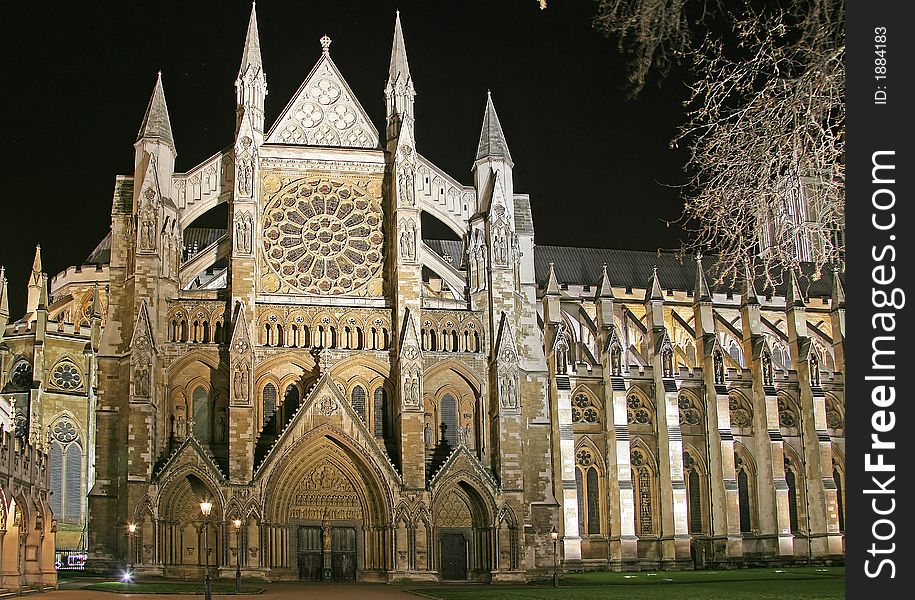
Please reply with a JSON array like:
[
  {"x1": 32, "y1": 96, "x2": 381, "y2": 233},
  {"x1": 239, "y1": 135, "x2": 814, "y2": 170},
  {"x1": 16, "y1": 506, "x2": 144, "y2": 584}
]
[{"x1": 591, "y1": 0, "x2": 845, "y2": 287}]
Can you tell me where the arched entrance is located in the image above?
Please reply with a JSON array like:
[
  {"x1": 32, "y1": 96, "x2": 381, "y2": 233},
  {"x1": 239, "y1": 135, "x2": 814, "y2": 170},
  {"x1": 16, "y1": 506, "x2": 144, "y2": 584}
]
[
  {"x1": 158, "y1": 471, "x2": 224, "y2": 578},
  {"x1": 262, "y1": 431, "x2": 392, "y2": 582},
  {"x1": 434, "y1": 481, "x2": 493, "y2": 582}
]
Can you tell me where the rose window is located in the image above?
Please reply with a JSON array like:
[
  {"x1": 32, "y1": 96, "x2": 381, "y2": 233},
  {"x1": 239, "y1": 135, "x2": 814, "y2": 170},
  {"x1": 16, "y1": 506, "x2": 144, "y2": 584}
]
[
  {"x1": 262, "y1": 177, "x2": 383, "y2": 295},
  {"x1": 53, "y1": 420, "x2": 78, "y2": 444},
  {"x1": 53, "y1": 362, "x2": 83, "y2": 390},
  {"x1": 576, "y1": 449, "x2": 593, "y2": 466},
  {"x1": 11, "y1": 361, "x2": 32, "y2": 390}
]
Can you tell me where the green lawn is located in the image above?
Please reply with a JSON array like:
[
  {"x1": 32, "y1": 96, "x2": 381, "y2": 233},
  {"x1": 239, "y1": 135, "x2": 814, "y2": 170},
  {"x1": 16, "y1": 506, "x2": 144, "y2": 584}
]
[
  {"x1": 85, "y1": 581, "x2": 264, "y2": 595},
  {"x1": 413, "y1": 567, "x2": 844, "y2": 600}
]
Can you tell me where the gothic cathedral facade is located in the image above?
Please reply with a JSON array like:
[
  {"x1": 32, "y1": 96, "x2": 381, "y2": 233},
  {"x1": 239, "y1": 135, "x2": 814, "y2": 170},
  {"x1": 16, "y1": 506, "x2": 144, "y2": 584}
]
[{"x1": 0, "y1": 5, "x2": 845, "y2": 583}]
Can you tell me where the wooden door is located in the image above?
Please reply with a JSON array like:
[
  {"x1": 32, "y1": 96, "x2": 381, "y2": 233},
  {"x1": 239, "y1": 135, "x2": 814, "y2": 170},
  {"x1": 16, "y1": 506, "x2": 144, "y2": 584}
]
[{"x1": 440, "y1": 533, "x2": 467, "y2": 581}]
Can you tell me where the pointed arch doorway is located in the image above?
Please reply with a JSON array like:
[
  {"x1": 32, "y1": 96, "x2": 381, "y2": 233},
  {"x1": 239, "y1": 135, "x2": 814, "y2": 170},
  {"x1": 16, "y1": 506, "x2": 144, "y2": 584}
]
[
  {"x1": 263, "y1": 431, "x2": 392, "y2": 582},
  {"x1": 434, "y1": 481, "x2": 493, "y2": 582}
]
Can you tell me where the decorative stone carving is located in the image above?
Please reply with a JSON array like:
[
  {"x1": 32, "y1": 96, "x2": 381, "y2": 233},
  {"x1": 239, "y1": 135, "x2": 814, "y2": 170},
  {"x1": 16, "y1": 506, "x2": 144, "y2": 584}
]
[
  {"x1": 139, "y1": 199, "x2": 158, "y2": 251},
  {"x1": 318, "y1": 395, "x2": 338, "y2": 417},
  {"x1": 237, "y1": 137, "x2": 254, "y2": 197},
  {"x1": 235, "y1": 211, "x2": 253, "y2": 255},
  {"x1": 399, "y1": 220, "x2": 416, "y2": 261},
  {"x1": 713, "y1": 348, "x2": 726, "y2": 384},
  {"x1": 233, "y1": 364, "x2": 250, "y2": 403}
]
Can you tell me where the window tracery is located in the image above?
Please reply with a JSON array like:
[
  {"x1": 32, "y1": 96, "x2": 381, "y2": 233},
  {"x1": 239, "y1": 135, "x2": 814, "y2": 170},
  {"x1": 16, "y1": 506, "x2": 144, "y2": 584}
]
[
  {"x1": 10, "y1": 360, "x2": 32, "y2": 390},
  {"x1": 572, "y1": 392, "x2": 600, "y2": 424},
  {"x1": 627, "y1": 393, "x2": 652, "y2": 426},
  {"x1": 678, "y1": 394, "x2": 702, "y2": 427},
  {"x1": 261, "y1": 177, "x2": 383, "y2": 296},
  {"x1": 728, "y1": 392, "x2": 753, "y2": 429},
  {"x1": 52, "y1": 361, "x2": 83, "y2": 390}
]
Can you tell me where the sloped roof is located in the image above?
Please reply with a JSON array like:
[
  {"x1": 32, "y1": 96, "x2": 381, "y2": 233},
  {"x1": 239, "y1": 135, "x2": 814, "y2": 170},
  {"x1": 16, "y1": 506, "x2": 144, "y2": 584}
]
[
  {"x1": 475, "y1": 92, "x2": 512, "y2": 164},
  {"x1": 136, "y1": 72, "x2": 175, "y2": 150},
  {"x1": 513, "y1": 195, "x2": 534, "y2": 235},
  {"x1": 532, "y1": 245, "x2": 839, "y2": 299},
  {"x1": 84, "y1": 232, "x2": 112, "y2": 265}
]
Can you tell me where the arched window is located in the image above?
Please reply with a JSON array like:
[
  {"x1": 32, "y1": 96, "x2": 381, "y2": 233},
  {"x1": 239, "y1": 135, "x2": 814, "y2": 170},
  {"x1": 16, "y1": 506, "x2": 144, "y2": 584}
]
[
  {"x1": 283, "y1": 385, "x2": 300, "y2": 424},
  {"x1": 631, "y1": 448, "x2": 654, "y2": 536},
  {"x1": 441, "y1": 394, "x2": 458, "y2": 447},
  {"x1": 263, "y1": 383, "x2": 277, "y2": 433},
  {"x1": 65, "y1": 443, "x2": 83, "y2": 520},
  {"x1": 738, "y1": 468, "x2": 752, "y2": 533},
  {"x1": 373, "y1": 387, "x2": 386, "y2": 438},
  {"x1": 833, "y1": 461, "x2": 845, "y2": 532},
  {"x1": 50, "y1": 441, "x2": 63, "y2": 518},
  {"x1": 688, "y1": 469, "x2": 702, "y2": 533},
  {"x1": 49, "y1": 419, "x2": 83, "y2": 523},
  {"x1": 785, "y1": 458, "x2": 800, "y2": 533},
  {"x1": 728, "y1": 340, "x2": 744, "y2": 367},
  {"x1": 352, "y1": 386, "x2": 367, "y2": 424},
  {"x1": 587, "y1": 468, "x2": 600, "y2": 534},
  {"x1": 192, "y1": 386, "x2": 210, "y2": 442}
]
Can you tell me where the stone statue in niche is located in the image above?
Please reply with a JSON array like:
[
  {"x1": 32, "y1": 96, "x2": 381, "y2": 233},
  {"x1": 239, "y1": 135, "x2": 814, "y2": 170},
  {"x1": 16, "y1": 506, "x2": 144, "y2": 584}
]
[
  {"x1": 611, "y1": 344, "x2": 622, "y2": 376},
  {"x1": 134, "y1": 362, "x2": 150, "y2": 397},
  {"x1": 762, "y1": 351, "x2": 773, "y2": 385},
  {"x1": 424, "y1": 422, "x2": 432, "y2": 447},
  {"x1": 713, "y1": 349, "x2": 725, "y2": 384},
  {"x1": 215, "y1": 409, "x2": 226, "y2": 443},
  {"x1": 809, "y1": 353, "x2": 820, "y2": 386},
  {"x1": 237, "y1": 137, "x2": 254, "y2": 197},
  {"x1": 233, "y1": 364, "x2": 250, "y2": 402},
  {"x1": 398, "y1": 169, "x2": 415, "y2": 207},
  {"x1": 399, "y1": 224, "x2": 415, "y2": 261},
  {"x1": 661, "y1": 347, "x2": 673, "y2": 378},
  {"x1": 139, "y1": 201, "x2": 157, "y2": 251},
  {"x1": 235, "y1": 213, "x2": 252, "y2": 254}
]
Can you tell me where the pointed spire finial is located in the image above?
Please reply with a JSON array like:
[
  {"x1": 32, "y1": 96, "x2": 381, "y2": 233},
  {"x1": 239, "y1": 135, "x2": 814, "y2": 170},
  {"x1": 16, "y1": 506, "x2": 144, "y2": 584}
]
[
  {"x1": 596, "y1": 263, "x2": 614, "y2": 299},
  {"x1": 37, "y1": 274, "x2": 49, "y2": 312},
  {"x1": 0, "y1": 266, "x2": 9, "y2": 319},
  {"x1": 475, "y1": 91, "x2": 513, "y2": 165},
  {"x1": 786, "y1": 267, "x2": 806, "y2": 309},
  {"x1": 545, "y1": 262, "x2": 560, "y2": 295},
  {"x1": 320, "y1": 35, "x2": 332, "y2": 56},
  {"x1": 91, "y1": 283, "x2": 102, "y2": 319},
  {"x1": 137, "y1": 72, "x2": 175, "y2": 150},
  {"x1": 694, "y1": 253, "x2": 711, "y2": 302},
  {"x1": 646, "y1": 265, "x2": 664, "y2": 301},
  {"x1": 238, "y1": 0, "x2": 263, "y2": 77},
  {"x1": 741, "y1": 259, "x2": 759, "y2": 306},
  {"x1": 831, "y1": 265, "x2": 845, "y2": 310},
  {"x1": 388, "y1": 10, "x2": 412, "y2": 84}
]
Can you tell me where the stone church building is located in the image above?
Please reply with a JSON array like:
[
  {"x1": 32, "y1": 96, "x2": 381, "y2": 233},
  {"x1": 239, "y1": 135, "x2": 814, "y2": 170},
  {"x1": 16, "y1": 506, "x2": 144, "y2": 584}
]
[{"x1": 0, "y1": 4, "x2": 845, "y2": 583}]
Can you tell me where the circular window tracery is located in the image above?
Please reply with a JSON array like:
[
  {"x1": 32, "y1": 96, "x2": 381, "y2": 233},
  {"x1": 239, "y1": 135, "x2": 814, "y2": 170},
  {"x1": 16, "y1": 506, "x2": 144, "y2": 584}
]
[
  {"x1": 11, "y1": 361, "x2": 32, "y2": 390},
  {"x1": 52, "y1": 362, "x2": 83, "y2": 390},
  {"x1": 53, "y1": 419, "x2": 78, "y2": 444},
  {"x1": 262, "y1": 177, "x2": 383, "y2": 295}
]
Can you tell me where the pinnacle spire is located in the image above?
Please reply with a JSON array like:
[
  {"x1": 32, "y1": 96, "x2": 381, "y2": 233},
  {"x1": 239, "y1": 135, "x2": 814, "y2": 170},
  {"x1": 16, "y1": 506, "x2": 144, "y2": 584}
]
[
  {"x1": 30, "y1": 244, "x2": 42, "y2": 285},
  {"x1": 90, "y1": 283, "x2": 101, "y2": 319},
  {"x1": 786, "y1": 268, "x2": 805, "y2": 309},
  {"x1": 741, "y1": 260, "x2": 759, "y2": 306},
  {"x1": 645, "y1": 266, "x2": 663, "y2": 302},
  {"x1": 38, "y1": 274, "x2": 49, "y2": 312},
  {"x1": 475, "y1": 91, "x2": 513, "y2": 164},
  {"x1": 388, "y1": 10, "x2": 412, "y2": 87},
  {"x1": 831, "y1": 266, "x2": 845, "y2": 310},
  {"x1": 596, "y1": 263, "x2": 614, "y2": 299},
  {"x1": 694, "y1": 253, "x2": 711, "y2": 302},
  {"x1": 137, "y1": 71, "x2": 175, "y2": 150},
  {"x1": 0, "y1": 266, "x2": 9, "y2": 319},
  {"x1": 545, "y1": 262, "x2": 560, "y2": 296},
  {"x1": 238, "y1": 1, "x2": 263, "y2": 78}
]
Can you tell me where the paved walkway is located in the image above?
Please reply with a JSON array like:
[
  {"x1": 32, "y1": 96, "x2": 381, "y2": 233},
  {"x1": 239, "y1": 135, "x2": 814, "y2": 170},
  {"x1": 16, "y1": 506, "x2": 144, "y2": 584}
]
[{"x1": 49, "y1": 582, "x2": 423, "y2": 600}]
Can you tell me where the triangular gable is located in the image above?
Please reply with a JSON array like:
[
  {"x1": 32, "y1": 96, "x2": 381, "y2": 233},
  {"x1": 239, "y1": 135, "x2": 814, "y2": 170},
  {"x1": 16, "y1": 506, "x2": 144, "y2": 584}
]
[
  {"x1": 152, "y1": 435, "x2": 226, "y2": 483},
  {"x1": 493, "y1": 312, "x2": 518, "y2": 366},
  {"x1": 266, "y1": 50, "x2": 379, "y2": 148},
  {"x1": 229, "y1": 301, "x2": 252, "y2": 353},
  {"x1": 428, "y1": 445, "x2": 500, "y2": 492},
  {"x1": 129, "y1": 299, "x2": 157, "y2": 354},
  {"x1": 253, "y1": 371, "x2": 400, "y2": 482}
]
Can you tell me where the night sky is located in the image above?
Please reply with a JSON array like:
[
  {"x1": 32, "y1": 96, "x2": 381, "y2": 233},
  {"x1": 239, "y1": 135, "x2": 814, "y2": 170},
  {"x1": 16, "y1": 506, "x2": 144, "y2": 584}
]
[{"x1": 2, "y1": 0, "x2": 690, "y2": 318}]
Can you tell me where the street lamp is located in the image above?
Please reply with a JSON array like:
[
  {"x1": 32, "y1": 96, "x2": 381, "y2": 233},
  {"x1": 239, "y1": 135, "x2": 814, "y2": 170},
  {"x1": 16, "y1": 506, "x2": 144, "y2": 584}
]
[
  {"x1": 200, "y1": 501, "x2": 213, "y2": 600},
  {"x1": 126, "y1": 523, "x2": 137, "y2": 583},
  {"x1": 550, "y1": 525, "x2": 559, "y2": 588},
  {"x1": 232, "y1": 518, "x2": 242, "y2": 593}
]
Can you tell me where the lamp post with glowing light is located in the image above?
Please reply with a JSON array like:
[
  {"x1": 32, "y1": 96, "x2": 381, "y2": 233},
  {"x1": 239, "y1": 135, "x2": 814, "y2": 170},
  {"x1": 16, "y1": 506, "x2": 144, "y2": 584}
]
[
  {"x1": 550, "y1": 525, "x2": 559, "y2": 588},
  {"x1": 200, "y1": 501, "x2": 213, "y2": 600},
  {"x1": 232, "y1": 518, "x2": 242, "y2": 593},
  {"x1": 127, "y1": 523, "x2": 137, "y2": 582}
]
